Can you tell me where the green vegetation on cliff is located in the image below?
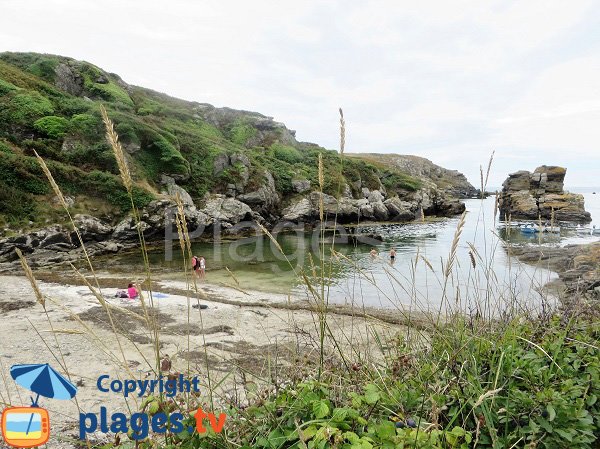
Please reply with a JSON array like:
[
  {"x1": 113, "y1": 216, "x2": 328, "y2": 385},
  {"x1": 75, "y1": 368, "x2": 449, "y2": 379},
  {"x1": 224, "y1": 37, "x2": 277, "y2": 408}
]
[{"x1": 0, "y1": 52, "x2": 428, "y2": 227}]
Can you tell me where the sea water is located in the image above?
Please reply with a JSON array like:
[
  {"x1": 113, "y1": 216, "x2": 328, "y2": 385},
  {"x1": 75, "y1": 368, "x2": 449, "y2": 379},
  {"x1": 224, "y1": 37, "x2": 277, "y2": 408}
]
[{"x1": 110, "y1": 191, "x2": 600, "y2": 313}]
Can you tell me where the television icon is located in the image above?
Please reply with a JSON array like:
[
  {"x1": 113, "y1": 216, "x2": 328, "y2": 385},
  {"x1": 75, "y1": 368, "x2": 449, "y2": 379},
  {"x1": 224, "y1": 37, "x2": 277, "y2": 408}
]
[{"x1": 1, "y1": 407, "x2": 50, "y2": 448}]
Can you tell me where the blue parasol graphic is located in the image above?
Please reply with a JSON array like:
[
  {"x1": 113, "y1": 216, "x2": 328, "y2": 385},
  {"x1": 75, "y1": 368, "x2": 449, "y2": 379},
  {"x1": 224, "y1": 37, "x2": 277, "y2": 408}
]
[{"x1": 10, "y1": 363, "x2": 77, "y2": 435}]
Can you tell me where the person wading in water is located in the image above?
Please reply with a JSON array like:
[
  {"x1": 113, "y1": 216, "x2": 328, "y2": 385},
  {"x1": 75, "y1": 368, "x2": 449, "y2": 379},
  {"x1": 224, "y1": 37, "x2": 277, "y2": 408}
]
[{"x1": 192, "y1": 256, "x2": 201, "y2": 279}]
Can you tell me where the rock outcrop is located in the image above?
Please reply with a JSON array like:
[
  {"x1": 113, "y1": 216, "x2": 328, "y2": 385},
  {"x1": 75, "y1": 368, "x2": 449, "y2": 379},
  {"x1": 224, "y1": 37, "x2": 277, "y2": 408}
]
[
  {"x1": 349, "y1": 153, "x2": 479, "y2": 198},
  {"x1": 281, "y1": 188, "x2": 464, "y2": 223},
  {"x1": 194, "y1": 104, "x2": 297, "y2": 147},
  {"x1": 512, "y1": 242, "x2": 600, "y2": 311},
  {"x1": 237, "y1": 171, "x2": 280, "y2": 215},
  {"x1": 498, "y1": 166, "x2": 591, "y2": 222}
]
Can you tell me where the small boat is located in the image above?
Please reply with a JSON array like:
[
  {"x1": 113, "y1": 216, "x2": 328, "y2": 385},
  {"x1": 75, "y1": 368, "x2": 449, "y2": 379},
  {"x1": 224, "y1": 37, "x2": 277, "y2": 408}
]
[{"x1": 520, "y1": 224, "x2": 538, "y2": 234}]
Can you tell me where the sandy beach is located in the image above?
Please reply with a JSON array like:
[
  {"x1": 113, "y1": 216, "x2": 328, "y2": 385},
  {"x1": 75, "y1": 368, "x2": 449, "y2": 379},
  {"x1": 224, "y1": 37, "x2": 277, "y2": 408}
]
[{"x1": 0, "y1": 272, "x2": 407, "y2": 447}]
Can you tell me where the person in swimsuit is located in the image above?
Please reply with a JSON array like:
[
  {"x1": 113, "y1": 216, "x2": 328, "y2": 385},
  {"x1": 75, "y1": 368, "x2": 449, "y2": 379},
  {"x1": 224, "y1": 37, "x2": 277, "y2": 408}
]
[
  {"x1": 390, "y1": 248, "x2": 397, "y2": 260},
  {"x1": 199, "y1": 256, "x2": 206, "y2": 280},
  {"x1": 192, "y1": 256, "x2": 201, "y2": 279}
]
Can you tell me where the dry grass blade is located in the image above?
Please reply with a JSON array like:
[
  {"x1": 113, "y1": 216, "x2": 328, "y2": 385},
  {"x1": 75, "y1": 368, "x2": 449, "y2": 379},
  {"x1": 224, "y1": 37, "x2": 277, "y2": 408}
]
[
  {"x1": 468, "y1": 250, "x2": 476, "y2": 269},
  {"x1": 484, "y1": 150, "x2": 495, "y2": 191},
  {"x1": 444, "y1": 211, "x2": 467, "y2": 279},
  {"x1": 33, "y1": 150, "x2": 68, "y2": 211},
  {"x1": 420, "y1": 255, "x2": 434, "y2": 272},
  {"x1": 339, "y1": 108, "x2": 345, "y2": 155},
  {"x1": 472, "y1": 387, "x2": 503, "y2": 408},
  {"x1": 15, "y1": 248, "x2": 45, "y2": 307},
  {"x1": 41, "y1": 329, "x2": 85, "y2": 335},
  {"x1": 479, "y1": 165, "x2": 485, "y2": 198},
  {"x1": 100, "y1": 104, "x2": 133, "y2": 194},
  {"x1": 225, "y1": 266, "x2": 240, "y2": 287},
  {"x1": 257, "y1": 221, "x2": 284, "y2": 254}
]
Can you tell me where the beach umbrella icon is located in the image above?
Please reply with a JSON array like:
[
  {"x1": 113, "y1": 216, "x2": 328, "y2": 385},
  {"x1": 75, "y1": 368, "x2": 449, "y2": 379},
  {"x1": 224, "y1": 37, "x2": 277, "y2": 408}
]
[{"x1": 10, "y1": 363, "x2": 77, "y2": 435}]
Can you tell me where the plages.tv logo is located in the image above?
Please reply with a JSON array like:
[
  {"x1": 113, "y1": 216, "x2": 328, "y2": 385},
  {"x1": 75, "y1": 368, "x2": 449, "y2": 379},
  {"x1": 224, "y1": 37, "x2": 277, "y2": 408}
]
[{"x1": 1, "y1": 363, "x2": 77, "y2": 448}]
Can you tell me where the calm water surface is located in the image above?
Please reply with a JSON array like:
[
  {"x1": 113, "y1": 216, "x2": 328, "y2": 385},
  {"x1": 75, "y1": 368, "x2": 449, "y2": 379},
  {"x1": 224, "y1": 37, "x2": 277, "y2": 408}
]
[{"x1": 111, "y1": 190, "x2": 600, "y2": 313}]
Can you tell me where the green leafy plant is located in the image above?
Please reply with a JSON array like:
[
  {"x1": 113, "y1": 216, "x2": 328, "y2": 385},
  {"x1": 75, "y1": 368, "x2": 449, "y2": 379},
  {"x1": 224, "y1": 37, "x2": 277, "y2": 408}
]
[{"x1": 34, "y1": 115, "x2": 71, "y2": 138}]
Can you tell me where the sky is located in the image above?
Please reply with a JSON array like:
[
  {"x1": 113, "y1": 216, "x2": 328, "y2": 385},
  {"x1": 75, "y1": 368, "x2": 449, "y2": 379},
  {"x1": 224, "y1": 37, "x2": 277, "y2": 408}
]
[{"x1": 1, "y1": 0, "x2": 599, "y2": 187}]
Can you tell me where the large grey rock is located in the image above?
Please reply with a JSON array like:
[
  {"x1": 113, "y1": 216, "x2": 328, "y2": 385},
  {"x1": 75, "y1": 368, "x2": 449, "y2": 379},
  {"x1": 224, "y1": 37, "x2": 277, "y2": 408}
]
[
  {"x1": 54, "y1": 63, "x2": 84, "y2": 96},
  {"x1": 163, "y1": 183, "x2": 194, "y2": 206},
  {"x1": 213, "y1": 154, "x2": 230, "y2": 176},
  {"x1": 533, "y1": 166, "x2": 566, "y2": 193},
  {"x1": 72, "y1": 215, "x2": 113, "y2": 242},
  {"x1": 230, "y1": 153, "x2": 250, "y2": 168},
  {"x1": 341, "y1": 184, "x2": 353, "y2": 199},
  {"x1": 212, "y1": 153, "x2": 250, "y2": 189},
  {"x1": 202, "y1": 195, "x2": 252, "y2": 223},
  {"x1": 237, "y1": 171, "x2": 279, "y2": 212},
  {"x1": 292, "y1": 179, "x2": 311, "y2": 193},
  {"x1": 372, "y1": 201, "x2": 389, "y2": 221},
  {"x1": 367, "y1": 190, "x2": 385, "y2": 203},
  {"x1": 502, "y1": 170, "x2": 531, "y2": 192},
  {"x1": 384, "y1": 197, "x2": 415, "y2": 221},
  {"x1": 282, "y1": 198, "x2": 312, "y2": 221},
  {"x1": 499, "y1": 166, "x2": 591, "y2": 222},
  {"x1": 112, "y1": 199, "x2": 211, "y2": 242}
]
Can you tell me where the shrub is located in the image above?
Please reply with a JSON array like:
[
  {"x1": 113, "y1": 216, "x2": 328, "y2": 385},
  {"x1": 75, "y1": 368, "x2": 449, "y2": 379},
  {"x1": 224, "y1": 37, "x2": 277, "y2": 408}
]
[
  {"x1": 28, "y1": 58, "x2": 58, "y2": 82},
  {"x1": 87, "y1": 81, "x2": 133, "y2": 107},
  {"x1": 0, "y1": 140, "x2": 12, "y2": 154},
  {"x1": 115, "y1": 122, "x2": 140, "y2": 144},
  {"x1": 70, "y1": 113, "x2": 101, "y2": 140},
  {"x1": 150, "y1": 135, "x2": 189, "y2": 176},
  {"x1": 228, "y1": 120, "x2": 257, "y2": 146},
  {"x1": 85, "y1": 170, "x2": 154, "y2": 211},
  {"x1": 56, "y1": 97, "x2": 92, "y2": 116},
  {"x1": 0, "y1": 152, "x2": 49, "y2": 195},
  {"x1": 34, "y1": 115, "x2": 70, "y2": 138},
  {"x1": 0, "y1": 78, "x2": 18, "y2": 96},
  {"x1": 4, "y1": 90, "x2": 54, "y2": 123},
  {"x1": 272, "y1": 142, "x2": 303, "y2": 164},
  {"x1": 0, "y1": 184, "x2": 38, "y2": 223},
  {"x1": 381, "y1": 171, "x2": 422, "y2": 192}
]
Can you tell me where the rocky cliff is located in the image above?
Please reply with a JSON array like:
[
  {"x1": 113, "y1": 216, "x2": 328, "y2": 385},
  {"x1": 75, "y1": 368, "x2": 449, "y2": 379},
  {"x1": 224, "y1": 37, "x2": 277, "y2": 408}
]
[
  {"x1": 498, "y1": 166, "x2": 591, "y2": 222},
  {"x1": 0, "y1": 52, "x2": 475, "y2": 267},
  {"x1": 349, "y1": 153, "x2": 479, "y2": 199}
]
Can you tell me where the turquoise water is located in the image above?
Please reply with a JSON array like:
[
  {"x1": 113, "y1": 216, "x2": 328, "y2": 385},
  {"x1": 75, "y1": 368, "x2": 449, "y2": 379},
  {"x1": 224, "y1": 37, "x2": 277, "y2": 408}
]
[{"x1": 111, "y1": 191, "x2": 599, "y2": 313}]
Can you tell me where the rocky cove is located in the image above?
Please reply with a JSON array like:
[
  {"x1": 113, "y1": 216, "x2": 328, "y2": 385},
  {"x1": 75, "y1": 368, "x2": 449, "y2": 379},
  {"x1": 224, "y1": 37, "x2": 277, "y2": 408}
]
[{"x1": 0, "y1": 168, "x2": 469, "y2": 271}]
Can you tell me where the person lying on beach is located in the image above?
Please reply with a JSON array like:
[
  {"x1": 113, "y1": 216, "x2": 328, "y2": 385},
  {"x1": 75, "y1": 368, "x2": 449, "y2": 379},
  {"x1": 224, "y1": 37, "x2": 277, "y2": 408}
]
[{"x1": 114, "y1": 282, "x2": 138, "y2": 299}]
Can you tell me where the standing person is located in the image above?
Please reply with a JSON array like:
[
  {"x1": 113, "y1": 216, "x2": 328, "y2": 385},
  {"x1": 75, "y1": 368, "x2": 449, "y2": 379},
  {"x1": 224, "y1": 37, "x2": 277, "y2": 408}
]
[
  {"x1": 199, "y1": 256, "x2": 206, "y2": 281},
  {"x1": 192, "y1": 255, "x2": 201, "y2": 279},
  {"x1": 390, "y1": 248, "x2": 397, "y2": 261}
]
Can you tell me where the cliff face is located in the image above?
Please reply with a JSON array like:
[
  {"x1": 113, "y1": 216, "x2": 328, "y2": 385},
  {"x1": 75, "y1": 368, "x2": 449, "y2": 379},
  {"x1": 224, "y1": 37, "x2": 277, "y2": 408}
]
[
  {"x1": 349, "y1": 154, "x2": 478, "y2": 199},
  {"x1": 498, "y1": 166, "x2": 591, "y2": 222},
  {"x1": 0, "y1": 52, "x2": 473, "y2": 251}
]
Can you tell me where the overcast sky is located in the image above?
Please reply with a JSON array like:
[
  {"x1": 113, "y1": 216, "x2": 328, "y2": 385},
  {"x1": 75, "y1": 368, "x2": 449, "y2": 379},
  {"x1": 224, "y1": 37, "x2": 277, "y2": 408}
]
[{"x1": 2, "y1": 0, "x2": 599, "y2": 187}]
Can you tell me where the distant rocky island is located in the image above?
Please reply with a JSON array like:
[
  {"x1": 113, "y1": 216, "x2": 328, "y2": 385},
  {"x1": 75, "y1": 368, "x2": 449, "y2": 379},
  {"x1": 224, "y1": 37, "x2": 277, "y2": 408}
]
[{"x1": 498, "y1": 166, "x2": 591, "y2": 223}]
